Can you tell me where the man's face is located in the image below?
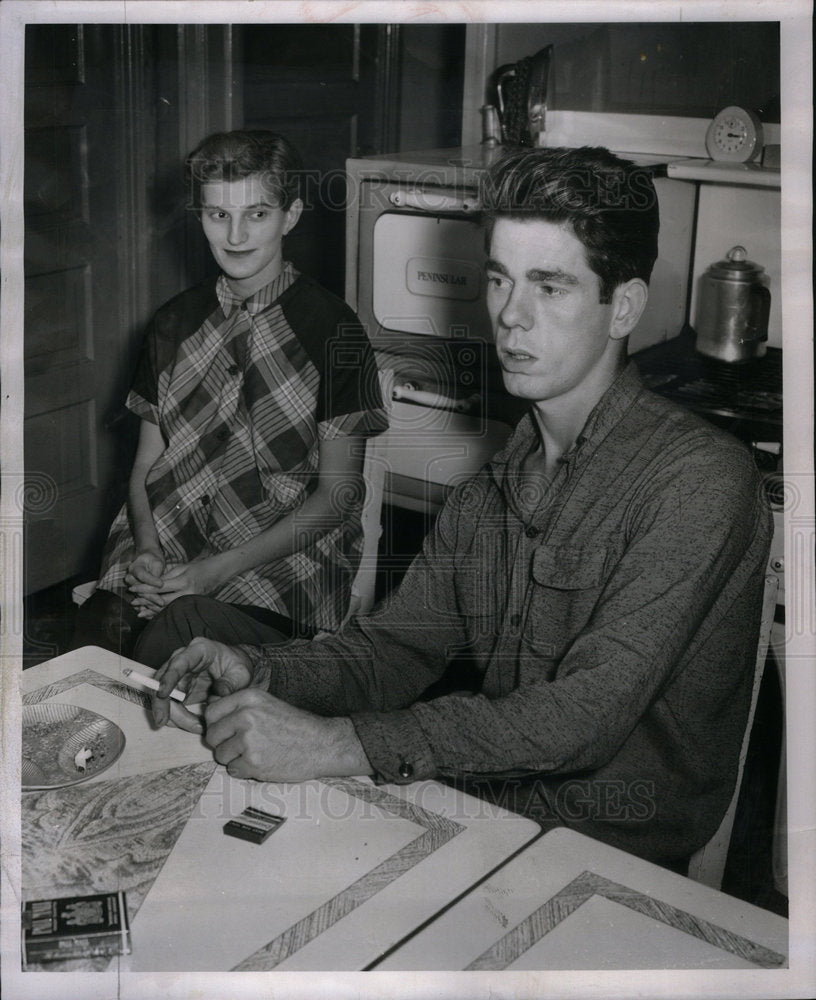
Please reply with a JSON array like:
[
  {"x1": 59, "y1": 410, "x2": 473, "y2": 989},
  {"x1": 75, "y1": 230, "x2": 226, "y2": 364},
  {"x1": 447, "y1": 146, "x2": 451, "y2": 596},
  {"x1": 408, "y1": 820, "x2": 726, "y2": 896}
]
[
  {"x1": 486, "y1": 217, "x2": 623, "y2": 409},
  {"x1": 200, "y1": 174, "x2": 301, "y2": 297}
]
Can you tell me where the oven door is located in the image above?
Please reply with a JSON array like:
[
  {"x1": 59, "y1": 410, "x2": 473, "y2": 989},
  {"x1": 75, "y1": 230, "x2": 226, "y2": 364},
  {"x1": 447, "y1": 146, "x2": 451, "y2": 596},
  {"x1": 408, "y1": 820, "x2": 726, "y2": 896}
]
[
  {"x1": 355, "y1": 179, "x2": 521, "y2": 429},
  {"x1": 370, "y1": 210, "x2": 491, "y2": 342},
  {"x1": 356, "y1": 180, "x2": 487, "y2": 338}
]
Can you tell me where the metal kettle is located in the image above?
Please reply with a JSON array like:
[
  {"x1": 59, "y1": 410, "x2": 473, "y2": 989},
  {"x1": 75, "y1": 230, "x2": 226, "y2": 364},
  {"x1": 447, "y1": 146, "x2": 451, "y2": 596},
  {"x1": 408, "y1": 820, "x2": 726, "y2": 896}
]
[{"x1": 695, "y1": 246, "x2": 771, "y2": 363}]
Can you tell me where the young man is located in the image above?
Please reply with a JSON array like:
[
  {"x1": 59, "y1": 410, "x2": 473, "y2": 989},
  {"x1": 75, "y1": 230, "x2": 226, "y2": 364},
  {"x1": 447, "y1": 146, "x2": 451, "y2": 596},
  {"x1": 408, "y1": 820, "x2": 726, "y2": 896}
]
[
  {"x1": 152, "y1": 147, "x2": 772, "y2": 872},
  {"x1": 71, "y1": 131, "x2": 388, "y2": 662}
]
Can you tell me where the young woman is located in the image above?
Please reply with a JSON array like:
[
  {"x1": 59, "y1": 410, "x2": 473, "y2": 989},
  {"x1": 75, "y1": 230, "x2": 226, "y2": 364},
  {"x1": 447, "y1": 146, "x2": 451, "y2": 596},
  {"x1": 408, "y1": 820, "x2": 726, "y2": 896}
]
[{"x1": 71, "y1": 130, "x2": 388, "y2": 665}]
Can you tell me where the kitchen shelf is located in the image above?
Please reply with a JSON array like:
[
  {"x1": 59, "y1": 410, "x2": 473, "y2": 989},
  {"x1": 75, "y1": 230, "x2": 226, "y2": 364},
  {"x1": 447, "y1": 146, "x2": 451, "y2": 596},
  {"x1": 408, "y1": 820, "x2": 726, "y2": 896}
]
[
  {"x1": 351, "y1": 148, "x2": 781, "y2": 190},
  {"x1": 666, "y1": 159, "x2": 781, "y2": 189}
]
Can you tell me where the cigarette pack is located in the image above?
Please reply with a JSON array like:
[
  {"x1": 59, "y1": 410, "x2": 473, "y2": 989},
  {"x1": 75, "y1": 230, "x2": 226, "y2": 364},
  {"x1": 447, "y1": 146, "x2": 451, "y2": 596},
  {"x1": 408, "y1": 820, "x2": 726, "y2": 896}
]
[{"x1": 22, "y1": 890, "x2": 131, "y2": 966}]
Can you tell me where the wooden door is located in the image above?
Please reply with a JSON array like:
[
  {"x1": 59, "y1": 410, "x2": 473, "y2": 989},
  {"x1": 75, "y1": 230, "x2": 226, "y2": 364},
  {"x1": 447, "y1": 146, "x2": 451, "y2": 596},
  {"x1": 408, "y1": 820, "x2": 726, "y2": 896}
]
[
  {"x1": 23, "y1": 23, "x2": 236, "y2": 595},
  {"x1": 24, "y1": 24, "x2": 135, "y2": 593}
]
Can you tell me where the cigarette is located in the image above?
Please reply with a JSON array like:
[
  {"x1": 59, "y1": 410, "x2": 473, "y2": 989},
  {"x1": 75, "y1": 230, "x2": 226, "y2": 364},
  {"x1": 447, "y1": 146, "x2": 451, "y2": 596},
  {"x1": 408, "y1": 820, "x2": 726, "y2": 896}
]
[{"x1": 122, "y1": 667, "x2": 186, "y2": 702}]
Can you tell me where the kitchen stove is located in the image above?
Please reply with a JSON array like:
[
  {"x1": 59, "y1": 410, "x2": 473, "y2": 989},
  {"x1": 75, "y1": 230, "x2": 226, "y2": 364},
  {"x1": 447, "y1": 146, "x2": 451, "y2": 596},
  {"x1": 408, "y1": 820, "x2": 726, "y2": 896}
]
[{"x1": 634, "y1": 328, "x2": 783, "y2": 446}]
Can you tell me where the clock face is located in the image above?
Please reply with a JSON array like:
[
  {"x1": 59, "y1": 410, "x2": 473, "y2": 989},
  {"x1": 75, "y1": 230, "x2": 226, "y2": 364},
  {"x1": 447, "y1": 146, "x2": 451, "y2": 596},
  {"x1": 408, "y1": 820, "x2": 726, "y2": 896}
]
[{"x1": 705, "y1": 106, "x2": 764, "y2": 163}]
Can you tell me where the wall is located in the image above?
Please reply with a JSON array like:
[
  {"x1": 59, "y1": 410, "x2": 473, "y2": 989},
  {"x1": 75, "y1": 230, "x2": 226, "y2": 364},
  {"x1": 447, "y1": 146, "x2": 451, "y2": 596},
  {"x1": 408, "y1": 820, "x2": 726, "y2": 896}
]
[
  {"x1": 462, "y1": 22, "x2": 780, "y2": 145},
  {"x1": 397, "y1": 25, "x2": 465, "y2": 151}
]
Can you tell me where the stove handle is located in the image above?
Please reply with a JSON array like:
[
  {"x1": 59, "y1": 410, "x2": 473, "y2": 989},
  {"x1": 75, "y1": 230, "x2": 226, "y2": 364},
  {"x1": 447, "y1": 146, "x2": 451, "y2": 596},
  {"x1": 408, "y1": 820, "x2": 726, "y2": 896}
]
[
  {"x1": 389, "y1": 189, "x2": 480, "y2": 214},
  {"x1": 392, "y1": 385, "x2": 480, "y2": 414}
]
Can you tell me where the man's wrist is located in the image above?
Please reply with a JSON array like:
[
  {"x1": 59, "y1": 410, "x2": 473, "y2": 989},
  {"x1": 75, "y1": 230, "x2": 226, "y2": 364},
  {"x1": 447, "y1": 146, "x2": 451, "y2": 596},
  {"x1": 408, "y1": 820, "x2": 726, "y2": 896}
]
[
  {"x1": 236, "y1": 644, "x2": 274, "y2": 690},
  {"x1": 327, "y1": 717, "x2": 372, "y2": 778}
]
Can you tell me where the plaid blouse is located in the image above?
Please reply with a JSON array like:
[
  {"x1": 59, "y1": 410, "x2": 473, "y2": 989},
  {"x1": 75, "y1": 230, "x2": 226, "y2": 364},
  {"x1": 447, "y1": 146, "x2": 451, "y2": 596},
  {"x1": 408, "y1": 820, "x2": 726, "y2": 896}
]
[{"x1": 96, "y1": 264, "x2": 388, "y2": 632}]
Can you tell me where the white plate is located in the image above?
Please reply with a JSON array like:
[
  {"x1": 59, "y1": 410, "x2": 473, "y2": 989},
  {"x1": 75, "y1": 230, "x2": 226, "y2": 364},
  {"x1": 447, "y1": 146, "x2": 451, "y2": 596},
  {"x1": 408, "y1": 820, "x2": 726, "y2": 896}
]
[{"x1": 22, "y1": 703, "x2": 126, "y2": 790}]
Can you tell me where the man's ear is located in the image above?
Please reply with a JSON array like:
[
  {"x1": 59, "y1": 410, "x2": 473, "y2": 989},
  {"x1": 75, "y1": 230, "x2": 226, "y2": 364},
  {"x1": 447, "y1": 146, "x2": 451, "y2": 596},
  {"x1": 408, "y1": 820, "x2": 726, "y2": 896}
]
[
  {"x1": 609, "y1": 278, "x2": 649, "y2": 341},
  {"x1": 283, "y1": 198, "x2": 304, "y2": 235}
]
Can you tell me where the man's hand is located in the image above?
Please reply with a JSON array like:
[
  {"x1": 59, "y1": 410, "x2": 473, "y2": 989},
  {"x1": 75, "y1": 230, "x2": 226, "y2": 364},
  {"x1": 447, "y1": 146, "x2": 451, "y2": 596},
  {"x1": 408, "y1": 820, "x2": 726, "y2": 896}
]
[
  {"x1": 151, "y1": 637, "x2": 254, "y2": 731},
  {"x1": 202, "y1": 689, "x2": 371, "y2": 782}
]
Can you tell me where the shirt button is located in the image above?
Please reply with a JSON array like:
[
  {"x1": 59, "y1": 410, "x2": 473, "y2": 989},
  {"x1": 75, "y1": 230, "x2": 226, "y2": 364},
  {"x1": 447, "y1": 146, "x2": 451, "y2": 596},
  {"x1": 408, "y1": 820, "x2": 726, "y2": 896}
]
[
  {"x1": 217, "y1": 428, "x2": 230, "y2": 441},
  {"x1": 398, "y1": 760, "x2": 414, "y2": 779},
  {"x1": 201, "y1": 494, "x2": 210, "y2": 506},
  {"x1": 525, "y1": 526, "x2": 540, "y2": 538},
  {"x1": 510, "y1": 613, "x2": 522, "y2": 628},
  {"x1": 227, "y1": 364, "x2": 240, "y2": 376}
]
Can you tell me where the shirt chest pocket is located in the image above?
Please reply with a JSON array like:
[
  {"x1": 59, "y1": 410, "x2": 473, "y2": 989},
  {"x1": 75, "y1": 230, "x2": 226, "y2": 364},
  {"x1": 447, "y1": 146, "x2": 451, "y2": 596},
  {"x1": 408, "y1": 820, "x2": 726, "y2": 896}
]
[{"x1": 523, "y1": 544, "x2": 609, "y2": 662}]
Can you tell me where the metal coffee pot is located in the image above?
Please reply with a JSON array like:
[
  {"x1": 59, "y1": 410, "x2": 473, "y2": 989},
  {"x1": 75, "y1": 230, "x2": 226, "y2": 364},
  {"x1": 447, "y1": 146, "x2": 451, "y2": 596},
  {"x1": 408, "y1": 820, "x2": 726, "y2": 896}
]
[{"x1": 695, "y1": 246, "x2": 771, "y2": 363}]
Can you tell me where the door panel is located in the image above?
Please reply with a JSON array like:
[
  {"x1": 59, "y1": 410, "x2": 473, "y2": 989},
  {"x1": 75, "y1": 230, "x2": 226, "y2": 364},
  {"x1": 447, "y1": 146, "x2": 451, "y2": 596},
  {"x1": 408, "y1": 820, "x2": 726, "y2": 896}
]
[
  {"x1": 23, "y1": 264, "x2": 93, "y2": 373},
  {"x1": 23, "y1": 25, "x2": 130, "y2": 593},
  {"x1": 239, "y1": 23, "x2": 387, "y2": 297},
  {"x1": 23, "y1": 23, "x2": 242, "y2": 595}
]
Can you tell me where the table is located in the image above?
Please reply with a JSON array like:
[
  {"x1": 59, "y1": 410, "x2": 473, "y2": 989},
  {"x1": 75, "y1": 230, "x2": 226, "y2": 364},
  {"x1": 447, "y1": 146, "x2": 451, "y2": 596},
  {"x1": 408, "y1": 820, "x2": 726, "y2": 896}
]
[
  {"x1": 374, "y1": 826, "x2": 789, "y2": 970},
  {"x1": 18, "y1": 646, "x2": 539, "y2": 974}
]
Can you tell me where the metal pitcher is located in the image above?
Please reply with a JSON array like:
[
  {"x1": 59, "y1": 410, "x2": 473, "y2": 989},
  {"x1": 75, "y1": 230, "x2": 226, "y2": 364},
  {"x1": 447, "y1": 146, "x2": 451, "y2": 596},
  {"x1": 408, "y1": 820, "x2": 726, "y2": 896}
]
[{"x1": 695, "y1": 246, "x2": 771, "y2": 363}]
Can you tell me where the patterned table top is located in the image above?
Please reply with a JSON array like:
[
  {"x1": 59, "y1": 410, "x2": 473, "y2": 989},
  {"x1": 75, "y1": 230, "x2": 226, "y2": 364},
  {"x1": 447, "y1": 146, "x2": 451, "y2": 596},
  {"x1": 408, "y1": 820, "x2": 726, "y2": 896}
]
[
  {"x1": 18, "y1": 648, "x2": 539, "y2": 974},
  {"x1": 374, "y1": 826, "x2": 789, "y2": 970}
]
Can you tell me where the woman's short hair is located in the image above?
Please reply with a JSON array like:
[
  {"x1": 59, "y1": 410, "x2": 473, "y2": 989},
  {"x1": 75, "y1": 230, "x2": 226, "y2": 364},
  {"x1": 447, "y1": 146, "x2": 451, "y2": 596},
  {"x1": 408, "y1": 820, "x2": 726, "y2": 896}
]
[
  {"x1": 186, "y1": 130, "x2": 303, "y2": 210},
  {"x1": 481, "y1": 146, "x2": 660, "y2": 304}
]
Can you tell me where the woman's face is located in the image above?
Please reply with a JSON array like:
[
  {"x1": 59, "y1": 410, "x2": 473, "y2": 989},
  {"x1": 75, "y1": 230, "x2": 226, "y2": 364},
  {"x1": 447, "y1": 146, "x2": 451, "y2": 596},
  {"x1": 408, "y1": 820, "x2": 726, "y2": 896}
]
[{"x1": 200, "y1": 174, "x2": 302, "y2": 297}]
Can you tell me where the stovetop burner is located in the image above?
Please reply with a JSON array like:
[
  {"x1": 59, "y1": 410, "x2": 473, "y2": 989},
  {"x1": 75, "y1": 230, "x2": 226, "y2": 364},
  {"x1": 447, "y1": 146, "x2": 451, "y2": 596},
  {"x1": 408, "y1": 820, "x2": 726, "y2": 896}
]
[{"x1": 634, "y1": 329, "x2": 783, "y2": 443}]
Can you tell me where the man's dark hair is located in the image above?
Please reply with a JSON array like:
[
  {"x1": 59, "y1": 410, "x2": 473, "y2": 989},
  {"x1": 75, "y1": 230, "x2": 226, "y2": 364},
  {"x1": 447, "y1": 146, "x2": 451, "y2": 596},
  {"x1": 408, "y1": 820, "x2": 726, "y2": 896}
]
[
  {"x1": 186, "y1": 130, "x2": 303, "y2": 210},
  {"x1": 481, "y1": 146, "x2": 660, "y2": 304}
]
